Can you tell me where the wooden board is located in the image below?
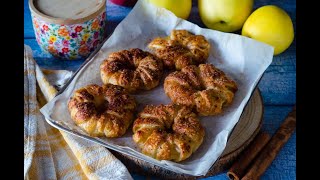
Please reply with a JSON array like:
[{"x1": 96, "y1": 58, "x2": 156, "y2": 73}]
[{"x1": 112, "y1": 88, "x2": 264, "y2": 179}]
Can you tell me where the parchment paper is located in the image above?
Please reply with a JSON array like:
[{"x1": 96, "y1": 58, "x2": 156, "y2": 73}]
[{"x1": 40, "y1": 0, "x2": 273, "y2": 176}]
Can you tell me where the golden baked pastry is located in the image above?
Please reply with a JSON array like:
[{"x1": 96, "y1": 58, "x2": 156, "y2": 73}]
[
  {"x1": 132, "y1": 104, "x2": 205, "y2": 162},
  {"x1": 68, "y1": 84, "x2": 136, "y2": 137},
  {"x1": 164, "y1": 64, "x2": 238, "y2": 116},
  {"x1": 100, "y1": 48, "x2": 163, "y2": 93},
  {"x1": 148, "y1": 30, "x2": 210, "y2": 70}
]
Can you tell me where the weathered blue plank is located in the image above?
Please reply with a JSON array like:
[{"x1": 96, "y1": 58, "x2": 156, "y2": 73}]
[
  {"x1": 24, "y1": 39, "x2": 85, "y2": 72},
  {"x1": 259, "y1": 40, "x2": 296, "y2": 105},
  {"x1": 200, "y1": 175, "x2": 229, "y2": 180},
  {"x1": 261, "y1": 105, "x2": 296, "y2": 180},
  {"x1": 24, "y1": 0, "x2": 34, "y2": 38}
]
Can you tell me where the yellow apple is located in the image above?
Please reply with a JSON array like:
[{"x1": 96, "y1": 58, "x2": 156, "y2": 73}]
[
  {"x1": 147, "y1": 0, "x2": 192, "y2": 19},
  {"x1": 242, "y1": 5, "x2": 294, "y2": 55},
  {"x1": 198, "y1": 0, "x2": 253, "y2": 32}
]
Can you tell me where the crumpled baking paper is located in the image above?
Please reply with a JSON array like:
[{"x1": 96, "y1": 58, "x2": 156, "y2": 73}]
[{"x1": 40, "y1": 0, "x2": 273, "y2": 176}]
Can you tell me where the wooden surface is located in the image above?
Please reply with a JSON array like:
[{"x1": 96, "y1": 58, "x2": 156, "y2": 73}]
[
  {"x1": 24, "y1": 0, "x2": 296, "y2": 179},
  {"x1": 112, "y1": 89, "x2": 264, "y2": 179}
]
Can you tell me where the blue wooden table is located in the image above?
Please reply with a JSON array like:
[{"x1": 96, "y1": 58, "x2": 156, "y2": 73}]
[{"x1": 24, "y1": 0, "x2": 296, "y2": 179}]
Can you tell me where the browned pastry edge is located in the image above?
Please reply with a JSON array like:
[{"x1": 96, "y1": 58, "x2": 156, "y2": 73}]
[
  {"x1": 132, "y1": 104, "x2": 205, "y2": 162},
  {"x1": 164, "y1": 64, "x2": 238, "y2": 116},
  {"x1": 148, "y1": 30, "x2": 210, "y2": 70},
  {"x1": 100, "y1": 48, "x2": 163, "y2": 93},
  {"x1": 68, "y1": 84, "x2": 137, "y2": 137}
]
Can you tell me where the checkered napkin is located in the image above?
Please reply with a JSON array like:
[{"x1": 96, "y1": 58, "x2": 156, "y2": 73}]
[{"x1": 24, "y1": 45, "x2": 133, "y2": 180}]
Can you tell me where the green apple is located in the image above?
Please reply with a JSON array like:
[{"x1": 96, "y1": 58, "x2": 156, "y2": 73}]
[
  {"x1": 242, "y1": 5, "x2": 294, "y2": 55},
  {"x1": 147, "y1": 0, "x2": 192, "y2": 19},
  {"x1": 198, "y1": 0, "x2": 253, "y2": 32}
]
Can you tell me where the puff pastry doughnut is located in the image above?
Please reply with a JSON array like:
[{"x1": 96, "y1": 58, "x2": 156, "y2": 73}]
[
  {"x1": 100, "y1": 48, "x2": 163, "y2": 93},
  {"x1": 148, "y1": 30, "x2": 210, "y2": 70},
  {"x1": 132, "y1": 104, "x2": 205, "y2": 162},
  {"x1": 68, "y1": 84, "x2": 136, "y2": 137},
  {"x1": 164, "y1": 64, "x2": 238, "y2": 116}
]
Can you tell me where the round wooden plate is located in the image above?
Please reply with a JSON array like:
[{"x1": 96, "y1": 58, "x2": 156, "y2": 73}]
[{"x1": 112, "y1": 88, "x2": 264, "y2": 179}]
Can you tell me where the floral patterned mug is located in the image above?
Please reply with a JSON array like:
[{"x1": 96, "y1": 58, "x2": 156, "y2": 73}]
[{"x1": 29, "y1": 0, "x2": 106, "y2": 60}]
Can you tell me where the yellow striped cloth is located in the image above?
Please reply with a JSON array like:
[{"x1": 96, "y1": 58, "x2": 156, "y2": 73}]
[{"x1": 24, "y1": 45, "x2": 133, "y2": 180}]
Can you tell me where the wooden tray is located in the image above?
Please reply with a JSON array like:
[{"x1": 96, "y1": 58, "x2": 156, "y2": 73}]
[{"x1": 112, "y1": 88, "x2": 264, "y2": 179}]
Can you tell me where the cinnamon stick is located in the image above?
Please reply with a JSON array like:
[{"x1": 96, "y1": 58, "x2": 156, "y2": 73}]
[
  {"x1": 227, "y1": 132, "x2": 271, "y2": 180},
  {"x1": 242, "y1": 106, "x2": 296, "y2": 180}
]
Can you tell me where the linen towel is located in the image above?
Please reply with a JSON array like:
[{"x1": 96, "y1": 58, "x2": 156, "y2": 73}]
[{"x1": 24, "y1": 45, "x2": 133, "y2": 180}]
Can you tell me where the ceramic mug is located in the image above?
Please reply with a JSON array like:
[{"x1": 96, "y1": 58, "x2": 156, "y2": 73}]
[{"x1": 29, "y1": 0, "x2": 106, "y2": 60}]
